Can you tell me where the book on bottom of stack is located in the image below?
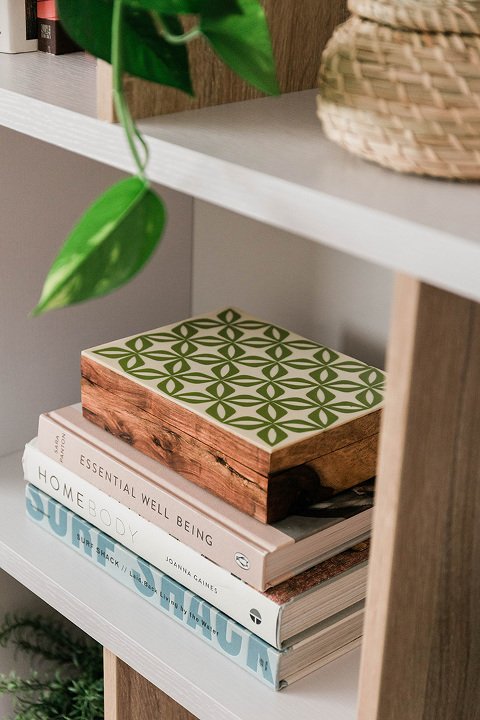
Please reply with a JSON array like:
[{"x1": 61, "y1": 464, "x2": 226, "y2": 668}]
[
  {"x1": 23, "y1": 437, "x2": 370, "y2": 650},
  {"x1": 26, "y1": 483, "x2": 365, "y2": 690}
]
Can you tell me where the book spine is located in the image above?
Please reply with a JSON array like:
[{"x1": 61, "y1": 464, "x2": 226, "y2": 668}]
[
  {"x1": 0, "y1": 0, "x2": 37, "y2": 53},
  {"x1": 37, "y1": 411, "x2": 270, "y2": 590},
  {"x1": 23, "y1": 440, "x2": 282, "y2": 648},
  {"x1": 25, "y1": 484, "x2": 282, "y2": 690},
  {"x1": 37, "y1": 17, "x2": 81, "y2": 55}
]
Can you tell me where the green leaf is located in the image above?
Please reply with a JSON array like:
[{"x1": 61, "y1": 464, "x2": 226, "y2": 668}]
[
  {"x1": 200, "y1": 0, "x2": 242, "y2": 18},
  {"x1": 124, "y1": 0, "x2": 201, "y2": 12},
  {"x1": 32, "y1": 177, "x2": 165, "y2": 315},
  {"x1": 200, "y1": 0, "x2": 280, "y2": 96},
  {"x1": 123, "y1": 0, "x2": 242, "y2": 14},
  {"x1": 56, "y1": 1, "x2": 193, "y2": 94}
]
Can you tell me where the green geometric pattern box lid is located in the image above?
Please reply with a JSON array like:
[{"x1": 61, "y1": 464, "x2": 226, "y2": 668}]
[{"x1": 81, "y1": 308, "x2": 385, "y2": 523}]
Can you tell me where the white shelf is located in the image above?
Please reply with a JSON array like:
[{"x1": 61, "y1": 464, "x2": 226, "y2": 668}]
[
  {"x1": 0, "y1": 52, "x2": 479, "y2": 302},
  {"x1": 0, "y1": 449, "x2": 359, "y2": 720}
]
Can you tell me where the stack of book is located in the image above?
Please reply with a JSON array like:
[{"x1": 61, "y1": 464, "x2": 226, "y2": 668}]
[{"x1": 23, "y1": 308, "x2": 384, "y2": 690}]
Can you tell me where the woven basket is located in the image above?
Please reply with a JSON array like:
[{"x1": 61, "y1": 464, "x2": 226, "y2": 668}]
[
  {"x1": 317, "y1": 3, "x2": 480, "y2": 179},
  {"x1": 349, "y1": 0, "x2": 480, "y2": 33}
]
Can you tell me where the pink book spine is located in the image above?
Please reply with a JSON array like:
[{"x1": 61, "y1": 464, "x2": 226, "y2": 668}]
[{"x1": 37, "y1": 410, "x2": 271, "y2": 589}]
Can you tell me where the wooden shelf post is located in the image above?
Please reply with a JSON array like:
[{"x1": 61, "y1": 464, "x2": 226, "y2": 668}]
[
  {"x1": 358, "y1": 275, "x2": 480, "y2": 720},
  {"x1": 104, "y1": 648, "x2": 199, "y2": 720}
]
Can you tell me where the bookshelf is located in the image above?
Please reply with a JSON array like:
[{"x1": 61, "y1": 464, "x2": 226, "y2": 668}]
[{"x1": 0, "y1": 50, "x2": 479, "y2": 720}]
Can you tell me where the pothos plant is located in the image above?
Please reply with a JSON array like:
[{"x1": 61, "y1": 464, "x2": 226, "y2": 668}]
[{"x1": 32, "y1": 0, "x2": 279, "y2": 316}]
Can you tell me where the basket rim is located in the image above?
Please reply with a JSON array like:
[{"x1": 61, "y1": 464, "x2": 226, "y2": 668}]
[{"x1": 348, "y1": 0, "x2": 480, "y2": 34}]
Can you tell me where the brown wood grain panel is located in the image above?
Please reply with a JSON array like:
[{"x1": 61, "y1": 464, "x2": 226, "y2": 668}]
[
  {"x1": 97, "y1": 0, "x2": 349, "y2": 121},
  {"x1": 104, "y1": 649, "x2": 198, "y2": 720},
  {"x1": 358, "y1": 275, "x2": 480, "y2": 720}
]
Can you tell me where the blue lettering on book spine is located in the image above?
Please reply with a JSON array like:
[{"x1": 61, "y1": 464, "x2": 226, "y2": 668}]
[
  {"x1": 25, "y1": 484, "x2": 280, "y2": 689},
  {"x1": 187, "y1": 597, "x2": 212, "y2": 640}
]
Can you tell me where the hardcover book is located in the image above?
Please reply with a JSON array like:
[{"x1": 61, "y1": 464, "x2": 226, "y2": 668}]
[
  {"x1": 37, "y1": 404, "x2": 374, "y2": 591},
  {"x1": 26, "y1": 483, "x2": 365, "y2": 690},
  {"x1": 81, "y1": 307, "x2": 385, "y2": 522},
  {"x1": 0, "y1": 0, "x2": 37, "y2": 53},
  {"x1": 37, "y1": 1, "x2": 80, "y2": 54},
  {"x1": 23, "y1": 438, "x2": 370, "y2": 649}
]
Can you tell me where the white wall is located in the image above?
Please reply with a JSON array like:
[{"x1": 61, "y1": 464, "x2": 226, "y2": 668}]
[
  {"x1": 0, "y1": 127, "x2": 193, "y2": 456},
  {"x1": 192, "y1": 201, "x2": 394, "y2": 370},
  {"x1": 1, "y1": 133, "x2": 395, "y2": 719},
  {"x1": 0, "y1": 127, "x2": 194, "y2": 717}
]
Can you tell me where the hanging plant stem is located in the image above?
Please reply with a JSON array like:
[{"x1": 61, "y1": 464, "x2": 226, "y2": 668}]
[
  {"x1": 34, "y1": 0, "x2": 279, "y2": 315},
  {"x1": 150, "y1": 12, "x2": 202, "y2": 45},
  {"x1": 111, "y1": 0, "x2": 149, "y2": 182}
]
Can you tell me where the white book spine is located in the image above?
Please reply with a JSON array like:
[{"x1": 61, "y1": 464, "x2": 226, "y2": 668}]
[
  {"x1": 23, "y1": 439, "x2": 282, "y2": 647},
  {"x1": 0, "y1": 0, "x2": 37, "y2": 53},
  {"x1": 37, "y1": 411, "x2": 270, "y2": 590}
]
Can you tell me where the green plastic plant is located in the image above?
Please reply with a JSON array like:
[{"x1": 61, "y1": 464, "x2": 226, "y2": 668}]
[
  {"x1": 32, "y1": 0, "x2": 279, "y2": 315},
  {"x1": 0, "y1": 614, "x2": 103, "y2": 720}
]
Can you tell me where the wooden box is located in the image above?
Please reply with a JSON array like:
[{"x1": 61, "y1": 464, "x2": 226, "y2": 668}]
[
  {"x1": 97, "y1": 0, "x2": 349, "y2": 121},
  {"x1": 81, "y1": 308, "x2": 384, "y2": 523}
]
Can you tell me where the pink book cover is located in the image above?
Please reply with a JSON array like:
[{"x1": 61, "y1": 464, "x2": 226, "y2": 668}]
[{"x1": 37, "y1": 405, "x2": 373, "y2": 590}]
